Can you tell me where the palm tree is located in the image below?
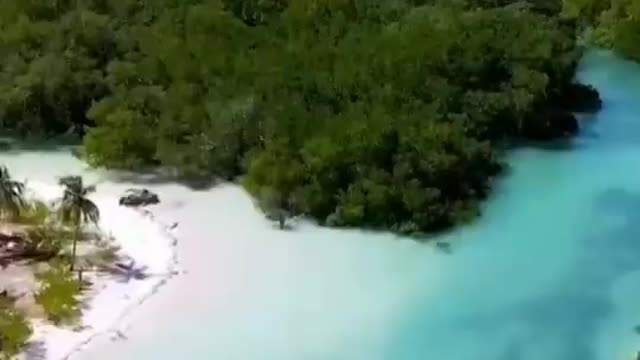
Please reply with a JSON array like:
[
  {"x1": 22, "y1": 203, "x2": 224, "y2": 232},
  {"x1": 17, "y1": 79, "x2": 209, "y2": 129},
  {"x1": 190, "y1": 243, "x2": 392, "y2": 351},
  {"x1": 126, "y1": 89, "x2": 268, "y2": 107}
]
[
  {"x1": 58, "y1": 176, "x2": 99, "y2": 271},
  {"x1": 0, "y1": 165, "x2": 25, "y2": 219}
]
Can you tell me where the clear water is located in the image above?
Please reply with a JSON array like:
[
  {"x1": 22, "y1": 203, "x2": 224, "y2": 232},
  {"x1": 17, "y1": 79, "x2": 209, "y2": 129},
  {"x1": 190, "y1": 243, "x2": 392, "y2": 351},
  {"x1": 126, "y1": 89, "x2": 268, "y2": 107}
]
[{"x1": 5, "y1": 49, "x2": 640, "y2": 360}]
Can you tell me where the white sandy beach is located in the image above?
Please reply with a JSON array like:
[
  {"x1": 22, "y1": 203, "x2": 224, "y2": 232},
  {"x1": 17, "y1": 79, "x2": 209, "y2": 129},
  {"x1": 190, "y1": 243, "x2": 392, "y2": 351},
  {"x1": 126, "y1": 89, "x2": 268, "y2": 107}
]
[{"x1": 18, "y1": 180, "x2": 179, "y2": 360}]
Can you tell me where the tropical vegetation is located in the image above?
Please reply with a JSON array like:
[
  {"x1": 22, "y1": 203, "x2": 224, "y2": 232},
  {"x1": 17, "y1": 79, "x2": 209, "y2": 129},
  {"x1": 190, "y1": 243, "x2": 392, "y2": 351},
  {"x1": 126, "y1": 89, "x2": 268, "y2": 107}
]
[
  {"x1": 16, "y1": 200, "x2": 51, "y2": 226},
  {"x1": 0, "y1": 167, "x2": 25, "y2": 220},
  {"x1": 563, "y1": 0, "x2": 640, "y2": 61},
  {"x1": 0, "y1": 295, "x2": 31, "y2": 360},
  {"x1": 35, "y1": 263, "x2": 82, "y2": 325},
  {"x1": 0, "y1": 0, "x2": 615, "y2": 234},
  {"x1": 0, "y1": 167, "x2": 112, "y2": 359},
  {"x1": 58, "y1": 176, "x2": 100, "y2": 270},
  {"x1": 0, "y1": 0, "x2": 638, "y2": 358}
]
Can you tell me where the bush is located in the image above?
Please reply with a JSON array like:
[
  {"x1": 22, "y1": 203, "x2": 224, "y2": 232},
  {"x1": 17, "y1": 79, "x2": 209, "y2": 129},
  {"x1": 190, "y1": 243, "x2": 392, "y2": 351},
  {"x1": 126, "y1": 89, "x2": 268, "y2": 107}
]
[
  {"x1": 0, "y1": 298, "x2": 32, "y2": 360},
  {"x1": 35, "y1": 263, "x2": 81, "y2": 325},
  {"x1": 0, "y1": 0, "x2": 606, "y2": 235},
  {"x1": 23, "y1": 224, "x2": 71, "y2": 257},
  {"x1": 15, "y1": 200, "x2": 51, "y2": 226}
]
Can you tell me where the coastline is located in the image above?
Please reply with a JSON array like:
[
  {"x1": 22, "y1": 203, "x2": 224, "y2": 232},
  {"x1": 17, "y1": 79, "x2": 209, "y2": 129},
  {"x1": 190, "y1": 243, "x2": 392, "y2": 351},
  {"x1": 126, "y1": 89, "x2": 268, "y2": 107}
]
[{"x1": 19, "y1": 181, "x2": 180, "y2": 360}]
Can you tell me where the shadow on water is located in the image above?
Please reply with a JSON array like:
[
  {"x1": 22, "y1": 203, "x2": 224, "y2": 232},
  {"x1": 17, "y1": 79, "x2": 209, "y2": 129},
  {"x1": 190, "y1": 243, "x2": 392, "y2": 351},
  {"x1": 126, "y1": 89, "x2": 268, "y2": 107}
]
[
  {"x1": 23, "y1": 340, "x2": 47, "y2": 360},
  {"x1": 385, "y1": 188, "x2": 640, "y2": 360}
]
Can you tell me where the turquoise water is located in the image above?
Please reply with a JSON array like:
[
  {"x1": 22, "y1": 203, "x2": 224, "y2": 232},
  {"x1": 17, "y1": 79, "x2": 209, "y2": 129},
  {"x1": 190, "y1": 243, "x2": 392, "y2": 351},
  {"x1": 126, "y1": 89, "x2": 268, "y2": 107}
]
[{"x1": 8, "y1": 50, "x2": 640, "y2": 360}]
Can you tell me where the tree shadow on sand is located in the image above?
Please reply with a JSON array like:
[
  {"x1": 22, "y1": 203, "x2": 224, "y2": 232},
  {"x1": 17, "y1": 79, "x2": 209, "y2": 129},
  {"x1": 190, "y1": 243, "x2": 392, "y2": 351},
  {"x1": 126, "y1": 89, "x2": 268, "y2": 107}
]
[
  {"x1": 22, "y1": 340, "x2": 47, "y2": 360},
  {"x1": 103, "y1": 260, "x2": 150, "y2": 283}
]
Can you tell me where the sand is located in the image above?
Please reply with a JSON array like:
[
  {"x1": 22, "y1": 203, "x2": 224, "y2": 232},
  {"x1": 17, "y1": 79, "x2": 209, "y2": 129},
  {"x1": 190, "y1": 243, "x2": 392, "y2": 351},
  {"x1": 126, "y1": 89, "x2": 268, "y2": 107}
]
[{"x1": 17, "y1": 181, "x2": 179, "y2": 360}]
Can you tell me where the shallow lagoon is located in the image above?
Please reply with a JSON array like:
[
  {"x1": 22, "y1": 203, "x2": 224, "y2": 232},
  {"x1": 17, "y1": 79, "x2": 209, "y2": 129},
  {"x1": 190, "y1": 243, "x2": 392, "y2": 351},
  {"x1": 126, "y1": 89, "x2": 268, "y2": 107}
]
[{"x1": 6, "y1": 50, "x2": 640, "y2": 360}]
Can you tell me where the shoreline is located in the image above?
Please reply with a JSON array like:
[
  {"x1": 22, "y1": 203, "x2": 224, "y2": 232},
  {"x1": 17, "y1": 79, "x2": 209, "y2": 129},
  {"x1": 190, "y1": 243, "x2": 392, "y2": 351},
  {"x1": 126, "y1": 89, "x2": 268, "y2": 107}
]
[{"x1": 19, "y1": 181, "x2": 180, "y2": 360}]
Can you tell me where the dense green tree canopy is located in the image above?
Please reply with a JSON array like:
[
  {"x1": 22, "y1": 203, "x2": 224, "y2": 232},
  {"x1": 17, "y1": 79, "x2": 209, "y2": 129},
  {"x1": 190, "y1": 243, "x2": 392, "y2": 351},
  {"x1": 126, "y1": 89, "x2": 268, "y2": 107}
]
[{"x1": 0, "y1": 0, "x2": 613, "y2": 234}]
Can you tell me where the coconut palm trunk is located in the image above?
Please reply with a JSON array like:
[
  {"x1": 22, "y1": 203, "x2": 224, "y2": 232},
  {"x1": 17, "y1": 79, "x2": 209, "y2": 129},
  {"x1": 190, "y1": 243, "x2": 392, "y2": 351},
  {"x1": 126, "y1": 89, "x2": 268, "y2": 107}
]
[
  {"x1": 70, "y1": 221, "x2": 80, "y2": 271},
  {"x1": 58, "y1": 176, "x2": 99, "y2": 272}
]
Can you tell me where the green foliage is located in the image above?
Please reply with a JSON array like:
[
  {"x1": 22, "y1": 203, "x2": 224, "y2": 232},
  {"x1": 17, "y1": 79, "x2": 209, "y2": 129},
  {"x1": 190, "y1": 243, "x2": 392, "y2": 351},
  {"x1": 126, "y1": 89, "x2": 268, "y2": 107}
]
[
  {"x1": 594, "y1": 0, "x2": 640, "y2": 60},
  {"x1": 35, "y1": 262, "x2": 82, "y2": 325},
  {"x1": 58, "y1": 175, "x2": 99, "y2": 270},
  {"x1": 15, "y1": 199, "x2": 50, "y2": 225},
  {"x1": 222, "y1": 0, "x2": 288, "y2": 26},
  {"x1": 561, "y1": 0, "x2": 640, "y2": 61},
  {"x1": 0, "y1": 297, "x2": 32, "y2": 360},
  {"x1": 84, "y1": 103, "x2": 159, "y2": 169},
  {"x1": 562, "y1": 0, "x2": 611, "y2": 22},
  {"x1": 0, "y1": 166, "x2": 25, "y2": 219},
  {"x1": 23, "y1": 223, "x2": 71, "y2": 256},
  {"x1": 0, "y1": 0, "x2": 605, "y2": 234},
  {"x1": 58, "y1": 176, "x2": 99, "y2": 227}
]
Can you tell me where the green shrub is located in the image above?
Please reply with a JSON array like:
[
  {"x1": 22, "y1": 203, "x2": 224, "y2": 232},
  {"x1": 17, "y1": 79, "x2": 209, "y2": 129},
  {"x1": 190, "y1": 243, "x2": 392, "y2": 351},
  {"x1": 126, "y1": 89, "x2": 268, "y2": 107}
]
[
  {"x1": 0, "y1": 299, "x2": 32, "y2": 360},
  {"x1": 35, "y1": 263, "x2": 82, "y2": 325},
  {"x1": 23, "y1": 224, "x2": 71, "y2": 257},
  {"x1": 16, "y1": 200, "x2": 51, "y2": 226}
]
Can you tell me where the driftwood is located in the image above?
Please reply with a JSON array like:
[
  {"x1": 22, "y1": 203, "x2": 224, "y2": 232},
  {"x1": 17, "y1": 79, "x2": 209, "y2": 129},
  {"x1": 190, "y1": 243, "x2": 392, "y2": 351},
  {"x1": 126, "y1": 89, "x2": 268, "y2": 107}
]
[
  {"x1": 0, "y1": 249, "x2": 58, "y2": 264},
  {"x1": 0, "y1": 229, "x2": 61, "y2": 265},
  {"x1": 119, "y1": 188, "x2": 160, "y2": 207},
  {"x1": 0, "y1": 233, "x2": 23, "y2": 245}
]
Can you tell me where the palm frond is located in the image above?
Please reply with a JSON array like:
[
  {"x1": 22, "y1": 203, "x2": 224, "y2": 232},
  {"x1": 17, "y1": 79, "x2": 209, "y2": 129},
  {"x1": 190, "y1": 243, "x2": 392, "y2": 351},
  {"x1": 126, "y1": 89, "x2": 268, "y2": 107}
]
[
  {"x1": 58, "y1": 176, "x2": 82, "y2": 189},
  {"x1": 81, "y1": 198, "x2": 100, "y2": 224},
  {"x1": 57, "y1": 175, "x2": 100, "y2": 226}
]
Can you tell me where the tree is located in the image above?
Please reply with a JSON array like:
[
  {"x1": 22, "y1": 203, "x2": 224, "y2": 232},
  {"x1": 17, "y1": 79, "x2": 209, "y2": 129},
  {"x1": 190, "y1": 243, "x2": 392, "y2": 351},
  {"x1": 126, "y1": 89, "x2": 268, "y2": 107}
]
[
  {"x1": 57, "y1": 176, "x2": 100, "y2": 271},
  {"x1": 0, "y1": 0, "x2": 607, "y2": 236},
  {"x1": 594, "y1": 0, "x2": 640, "y2": 61},
  {"x1": 23, "y1": 224, "x2": 70, "y2": 259},
  {"x1": 259, "y1": 187, "x2": 290, "y2": 230},
  {"x1": 0, "y1": 166, "x2": 25, "y2": 219},
  {"x1": 222, "y1": 0, "x2": 288, "y2": 26}
]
